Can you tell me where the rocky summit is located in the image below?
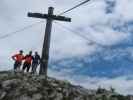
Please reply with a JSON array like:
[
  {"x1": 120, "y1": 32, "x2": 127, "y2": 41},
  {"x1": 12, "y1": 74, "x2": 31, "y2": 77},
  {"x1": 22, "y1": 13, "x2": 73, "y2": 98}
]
[
  {"x1": 0, "y1": 71, "x2": 95, "y2": 100},
  {"x1": 0, "y1": 71, "x2": 132, "y2": 100}
]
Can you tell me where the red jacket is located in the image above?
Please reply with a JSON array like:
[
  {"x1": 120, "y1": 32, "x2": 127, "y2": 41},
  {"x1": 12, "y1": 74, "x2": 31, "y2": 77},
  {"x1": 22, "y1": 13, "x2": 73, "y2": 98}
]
[
  {"x1": 12, "y1": 54, "x2": 24, "y2": 62},
  {"x1": 24, "y1": 55, "x2": 33, "y2": 64}
]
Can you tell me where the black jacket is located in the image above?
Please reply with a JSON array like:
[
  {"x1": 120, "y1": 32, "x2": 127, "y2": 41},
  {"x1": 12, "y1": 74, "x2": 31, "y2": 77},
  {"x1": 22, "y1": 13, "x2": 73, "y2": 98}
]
[{"x1": 32, "y1": 54, "x2": 41, "y2": 64}]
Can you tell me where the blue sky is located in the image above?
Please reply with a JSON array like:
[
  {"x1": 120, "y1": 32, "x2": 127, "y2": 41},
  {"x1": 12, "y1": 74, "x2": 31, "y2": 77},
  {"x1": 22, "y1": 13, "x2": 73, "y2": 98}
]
[{"x1": 0, "y1": 0, "x2": 133, "y2": 95}]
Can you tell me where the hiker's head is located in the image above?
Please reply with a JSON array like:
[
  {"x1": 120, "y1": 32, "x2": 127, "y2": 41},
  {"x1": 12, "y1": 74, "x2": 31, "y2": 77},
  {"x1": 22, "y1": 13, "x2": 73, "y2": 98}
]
[
  {"x1": 35, "y1": 51, "x2": 38, "y2": 55},
  {"x1": 19, "y1": 50, "x2": 23, "y2": 54},
  {"x1": 29, "y1": 51, "x2": 32, "y2": 55}
]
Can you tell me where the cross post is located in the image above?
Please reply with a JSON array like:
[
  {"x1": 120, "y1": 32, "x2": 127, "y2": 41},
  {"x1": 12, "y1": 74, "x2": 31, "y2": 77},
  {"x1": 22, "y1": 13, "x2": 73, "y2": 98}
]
[{"x1": 28, "y1": 7, "x2": 71, "y2": 77}]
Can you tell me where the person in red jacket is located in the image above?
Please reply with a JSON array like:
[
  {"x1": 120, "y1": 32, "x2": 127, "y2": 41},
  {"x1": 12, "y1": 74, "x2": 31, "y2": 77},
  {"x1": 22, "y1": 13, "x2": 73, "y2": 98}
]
[
  {"x1": 12, "y1": 50, "x2": 24, "y2": 71},
  {"x1": 22, "y1": 51, "x2": 33, "y2": 72}
]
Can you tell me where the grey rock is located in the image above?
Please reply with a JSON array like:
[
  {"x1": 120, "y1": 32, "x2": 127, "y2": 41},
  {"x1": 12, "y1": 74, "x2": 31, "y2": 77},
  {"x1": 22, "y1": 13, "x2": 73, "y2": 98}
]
[
  {"x1": 2, "y1": 79, "x2": 21, "y2": 90},
  {"x1": 0, "y1": 91, "x2": 6, "y2": 99},
  {"x1": 18, "y1": 95, "x2": 32, "y2": 100},
  {"x1": 0, "y1": 71, "x2": 129, "y2": 100},
  {"x1": 32, "y1": 93, "x2": 43, "y2": 100},
  {"x1": 55, "y1": 93, "x2": 63, "y2": 100}
]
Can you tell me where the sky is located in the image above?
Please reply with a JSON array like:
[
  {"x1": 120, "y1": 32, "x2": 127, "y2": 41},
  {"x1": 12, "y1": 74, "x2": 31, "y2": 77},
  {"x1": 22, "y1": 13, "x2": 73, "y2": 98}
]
[{"x1": 0, "y1": 0, "x2": 133, "y2": 95}]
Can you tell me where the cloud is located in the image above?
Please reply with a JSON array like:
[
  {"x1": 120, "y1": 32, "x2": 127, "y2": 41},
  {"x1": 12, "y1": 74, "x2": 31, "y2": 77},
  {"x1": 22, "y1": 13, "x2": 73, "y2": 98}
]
[
  {"x1": 0, "y1": 0, "x2": 132, "y2": 60},
  {"x1": 0, "y1": 0, "x2": 133, "y2": 95},
  {"x1": 105, "y1": 0, "x2": 116, "y2": 14},
  {"x1": 49, "y1": 68, "x2": 133, "y2": 95},
  {"x1": 115, "y1": 0, "x2": 133, "y2": 21}
]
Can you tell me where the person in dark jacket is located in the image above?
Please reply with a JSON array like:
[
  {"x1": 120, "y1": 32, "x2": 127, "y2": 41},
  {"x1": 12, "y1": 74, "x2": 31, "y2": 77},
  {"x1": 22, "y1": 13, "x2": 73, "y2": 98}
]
[
  {"x1": 12, "y1": 50, "x2": 24, "y2": 71},
  {"x1": 22, "y1": 51, "x2": 33, "y2": 72},
  {"x1": 31, "y1": 52, "x2": 41, "y2": 74}
]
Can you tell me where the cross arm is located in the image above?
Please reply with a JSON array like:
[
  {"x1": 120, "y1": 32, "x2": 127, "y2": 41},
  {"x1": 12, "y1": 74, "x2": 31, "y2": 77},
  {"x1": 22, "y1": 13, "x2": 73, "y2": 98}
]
[
  {"x1": 51, "y1": 15, "x2": 71, "y2": 22},
  {"x1": 28, "y1": 12, "x2": 71, "y2": 22},
  {"x1": 28, "y1": 12, "x2": 47, "y2": 19}
]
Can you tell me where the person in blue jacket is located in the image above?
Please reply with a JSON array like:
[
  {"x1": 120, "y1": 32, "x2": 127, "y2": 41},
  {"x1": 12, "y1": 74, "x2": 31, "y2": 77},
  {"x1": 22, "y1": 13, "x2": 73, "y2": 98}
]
[{"x1": 31, "y1": 52, "x2": 41, "y2": 74}]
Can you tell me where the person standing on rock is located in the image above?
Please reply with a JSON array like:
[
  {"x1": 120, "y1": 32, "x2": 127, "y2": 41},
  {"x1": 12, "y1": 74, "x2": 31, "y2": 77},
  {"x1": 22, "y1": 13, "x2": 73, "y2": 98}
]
[
  {"x1": 12, "y1": 50, "x2": 24, "y2": 71},
  {"x1": 31, "y1": 51, "x2": 41, "y2": 74},
  {"x1": 22, "y1": 51, "x2": 33, "y2": 72}
]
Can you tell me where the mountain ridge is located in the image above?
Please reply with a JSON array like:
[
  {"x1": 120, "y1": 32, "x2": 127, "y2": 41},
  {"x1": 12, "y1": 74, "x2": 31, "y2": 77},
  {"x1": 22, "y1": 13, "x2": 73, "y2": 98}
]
[{"x1": 0, "y1": 71, "x2": 132, "y2": 100}]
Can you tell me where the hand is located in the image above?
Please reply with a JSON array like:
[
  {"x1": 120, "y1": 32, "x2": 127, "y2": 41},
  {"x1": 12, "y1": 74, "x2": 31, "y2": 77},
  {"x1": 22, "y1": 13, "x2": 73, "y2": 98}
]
[{"x1": 12, "y1": 58, "x2": 16, "y2": 61}]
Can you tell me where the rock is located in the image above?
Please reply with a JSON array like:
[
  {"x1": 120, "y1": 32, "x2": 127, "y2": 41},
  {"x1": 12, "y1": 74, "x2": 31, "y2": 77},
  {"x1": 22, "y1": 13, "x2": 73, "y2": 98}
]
[
  {"x1": 2, "y1": 79, "x2": 21, "y2": 90},
  {"x1": 18, "y1": 95, "x2": 32, "y2": 100},
  {"x1": 55, "y1": 93, "x2": 63, "y2": 100},
  {"x1": 0, "y1": 91, "x2": 6, "y2": 99},
  {"x1": 32, "y1": 93, "x2": 43, "y2": 100},
  {"x1": 0, "y1": 71, "x2": 129, "y2": 100}
]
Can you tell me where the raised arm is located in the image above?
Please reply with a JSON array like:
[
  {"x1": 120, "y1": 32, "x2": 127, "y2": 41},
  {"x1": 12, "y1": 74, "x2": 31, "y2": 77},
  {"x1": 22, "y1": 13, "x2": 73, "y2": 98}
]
[{"x1": 12, "y1": 55, "x2": 16, "y2": 60}]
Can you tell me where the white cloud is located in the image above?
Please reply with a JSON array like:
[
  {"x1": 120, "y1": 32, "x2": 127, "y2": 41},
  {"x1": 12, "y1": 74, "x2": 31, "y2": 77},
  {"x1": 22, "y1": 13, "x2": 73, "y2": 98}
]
[
  {"x1": 85, "y1": 25, "x2": 129, "y2": 45},
  {"x1": 115, "y1": 0, "x2": 133, "y2": 21},
  {"x1": 0, "y1": 0, "x2": 132, "y2": 60},
  {"x1": 49, "y1": 68, "x2": 133, "y2": 95}
]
